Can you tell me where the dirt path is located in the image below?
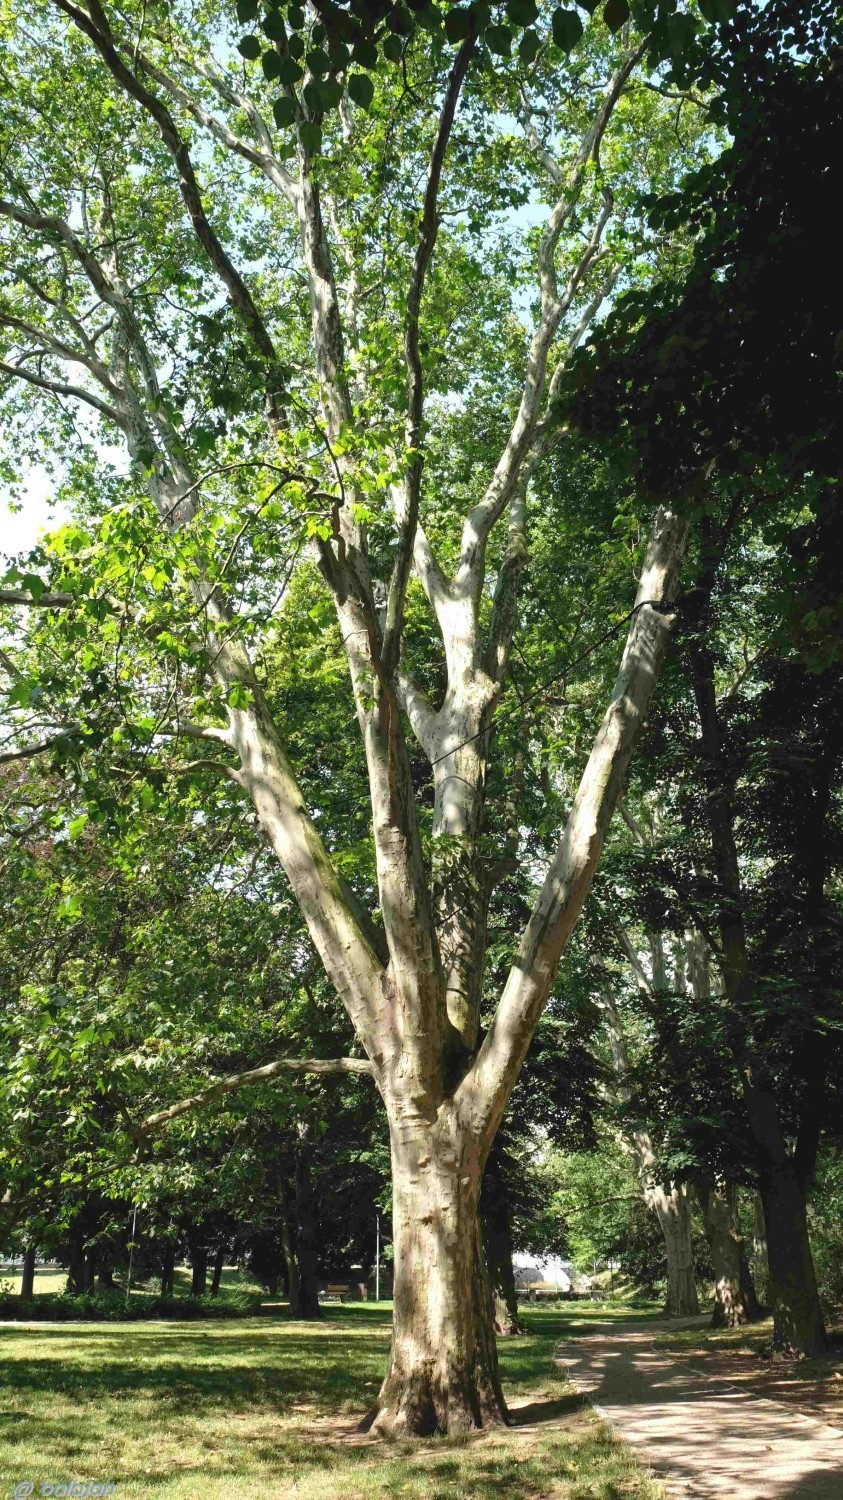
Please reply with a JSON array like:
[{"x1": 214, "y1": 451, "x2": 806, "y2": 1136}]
[{"x1": 556, "y1": 1318, "x2": 843, "y2": 1500}]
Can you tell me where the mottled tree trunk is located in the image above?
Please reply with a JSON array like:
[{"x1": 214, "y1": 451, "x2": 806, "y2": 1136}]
[
  {"x1": 649, "y1": 1182, "x2": 699, "y2": 1318},
  {"x1": 697, "y1": 1180, "x2": 749, "y2": 1327},
  {"x1": 20, "y1": 1244, "x2": 36, "y2": 1299},
  {"x1": 363, "y1": 1121, "x2": 508, "y2": 1437}
]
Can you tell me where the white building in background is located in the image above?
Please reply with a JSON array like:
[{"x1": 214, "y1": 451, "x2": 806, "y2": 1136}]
[{"x1": 512, "y1": 1253, "x2": 591, "y2": 1292}]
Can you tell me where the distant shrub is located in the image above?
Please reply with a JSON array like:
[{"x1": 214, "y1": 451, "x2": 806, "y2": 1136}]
[{"x1": 0, "y1": 1288, "x2": 262, "y2": 1321}]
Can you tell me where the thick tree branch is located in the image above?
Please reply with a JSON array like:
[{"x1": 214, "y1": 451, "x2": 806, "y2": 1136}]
[
  {"x1": 0, "y1": 731, "x2": 75, "y2": 764},
  {"x1": 459, "y1": 502, "x2": 689, "y2": 1148},
  {"x1": 0, "y1": 588, "x2": 76, "y2": 609},
  {"x1": 134, "y1": 1056, "x2": 374, "y2": 1139},
  {"x1": 0, "y1": 357, "x2": 126, "y2": 428}
]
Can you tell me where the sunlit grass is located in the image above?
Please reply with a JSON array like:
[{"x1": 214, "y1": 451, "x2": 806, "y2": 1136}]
[{"x1": 0, "y1": 1306, "x2": 663, "y2": 1499}]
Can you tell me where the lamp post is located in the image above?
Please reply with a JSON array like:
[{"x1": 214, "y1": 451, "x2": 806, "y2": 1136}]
[{"x1": 375, "y1": 1212, "x2": 380, "y2": 1303}]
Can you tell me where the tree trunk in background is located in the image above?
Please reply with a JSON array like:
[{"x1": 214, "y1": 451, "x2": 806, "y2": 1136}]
[
  {"x1": 83, "y1": 1250, "x2": 96, "y2": 1292},
  {"x1": 20, "y1": 1244, "x2": 36, "y2": 1299},
  {"x1": 65, "y1": 1229, "x2": 86, "y2": 1295},
  {"x1": 210, "y1": 1246, "x2": 225, "y2": 1297},
  {"x1": 160, "y1": 1242, "x2": 175, "y2": 1297},
  {"x1": 484, "y1": 1214, "x2": 524, "y2": 1337},
  {"x1": 688, "y1": 579, "x2": 826, "y2": 1356},
  {"x1": 752, "y1": 1191, "x2": 769, "y2": 1304},
  {"x1": 481, "y1": 1160, "x2": 524, "y2": 1336},
  {"x1": 649, "y1": 1182, "x2": 699, "y2": 1317},
  {"x1": 363, "y1": 1120, "x2": 507, "y2": 1437},
  {"x1": 761, "y1": 1161, "x2": 826, "y2": 1356},
  {"x1": 599, "y1": 990, "x2": 698, "y2": 1318},
  {"x1": 295, "y1": 1128, "x2": 323, "y2": 1321},
  {"x1": 96, "y1": 1258, "x2": 116, "y2": 1291},
  {"x1": 739, "y1": 1239, "x2": 763, "y2": 1322},
  {"x1": 190, "y1": 1245, "x2": 208, "y2": 1297},
  {"x1": 697, "y1": 1180, "x2": 751, "y2": 1326},
  {"x1": 279, "y1": 1212, "x2": 302, "y2": 1317}
]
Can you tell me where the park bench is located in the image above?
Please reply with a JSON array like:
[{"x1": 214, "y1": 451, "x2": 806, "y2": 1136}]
[{"x1": 319, "y1": 1283, "x2": 352, "y2": 1302}]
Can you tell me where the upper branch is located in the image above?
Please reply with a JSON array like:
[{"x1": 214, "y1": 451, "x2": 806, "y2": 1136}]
[
  {"x1": 381, "y1": 29, "x2": 477, "y2": 677},
  {"x1": 54, "y1": 0, "x2": 284, "y2": 408},
  {"x1": 456, "y1": 43, "x2": 643, "y2": 596},
  {"x1": 112, "y1": 31, "x2": 298, "y2": 205}
]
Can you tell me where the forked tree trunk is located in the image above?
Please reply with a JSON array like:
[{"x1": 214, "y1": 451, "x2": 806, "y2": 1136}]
[
  {"x1": 363, "y1": 1122, "x2": 508, "y2": 1437},
  {"x1": 649, "y1": 1182, "x2": 699, "y2": 1317},
  {"x1": 761, "y1": 1163, "x2": 826, "y2": 1356}
]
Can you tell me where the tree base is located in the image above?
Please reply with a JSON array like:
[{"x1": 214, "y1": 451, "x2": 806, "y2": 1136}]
[{"x1": 360, "y1": 1367, "x2": 510, "y2": 1438}]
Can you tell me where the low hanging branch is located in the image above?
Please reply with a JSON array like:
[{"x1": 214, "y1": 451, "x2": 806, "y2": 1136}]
[{"x1": 134, "y1": 1055, "x2": 374, "y2": 1139}]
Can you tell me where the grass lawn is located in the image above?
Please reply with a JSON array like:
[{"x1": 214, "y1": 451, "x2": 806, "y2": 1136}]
[
  {"x1": 0, "y1": 1305, "x2": 663, "y2": 1500},
  {"x1": 0, "y1": 1265, "x2": 263, "y2": 1299},
  {"x1": 653, "y1": 1315, "x2": 843, "y2": 1427}
]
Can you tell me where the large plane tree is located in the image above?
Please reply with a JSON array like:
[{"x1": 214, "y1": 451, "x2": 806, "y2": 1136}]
[{"x1": 0, "y1": 0, "x2": 702, "y2": 1433}]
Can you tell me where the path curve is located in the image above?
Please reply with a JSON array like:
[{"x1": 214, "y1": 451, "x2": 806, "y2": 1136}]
[{"x1": 556, "y1": 1317, "x2": 843, "y2": 1500}]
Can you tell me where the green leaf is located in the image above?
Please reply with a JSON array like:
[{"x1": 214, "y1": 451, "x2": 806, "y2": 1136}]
[
  {"x1": 328, "y1": 39, "x2": 351, "y2": 69},
  {"x1": 519, "y1": 26, "x2": 541, "y2": 61},
  {"x1": 262, "y1": 10, "x2": 287, "y2": 41},
  {"x1": 302, "y1": 79, "x2": 326, "y2": 113},
  {"x1": 486, "y1": 23, "x2": 512, "y2": 55},
  {"x1": 506, "y1": 0, "x2": 539, "y2": 24},
  {"x1": 20, "y1": 572, "x2": 46, "y2": 601},
  {"x1": 347, "y1": 72, "x2": 375, "y2": 109},
  {"x1": 551, "y1": 7, "x2": 583, "y2": 50},
  {"x1": 352, "y1": 39, "x2": 378, "y2": 69},
  {"x1": 602, "y1": 0, "x2": 629, "y2": 33},
  {"x1": 287, "y1": 3, "x2": 305, "y2": 26},
  {"x1": 68, "y1": 814, "x2": 88, "y2": 842},
  {"x1": 698, "y1": 0, "x2": 732, "y2": 21},
  {"x1": 444, "y1": 6, "x2": 473, "y2": 41},
  {"x1": 319, "y1": 78, "x2": 343, "y2": 109},
  {"x1": 383, "y1": 32, "x2": 404, "y2": 61},
  {"x1": 305, "y1": 46, "x2": 331, "y2": 76},
  {"x1": 236, "y1": 0, "x2": 259, "y2": 19},
  {"x1": 274, "y1": 55, "x2": 304, "y2": 85},
  {"x1": 237, "y1": 34, "x2": 262, "y2": 60},
  {"x1": 262, "y1": 50, "x2": 285, "y2": 81},
  {"x1": 667, "y1": 10, "x2": 699, "y2": 52},
  {"x1": 299, "y1": 120, "x2": 322, "y2": 155},
  {"x1": 387, "y1": 4, "x2": 415, "y2": 34}
]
